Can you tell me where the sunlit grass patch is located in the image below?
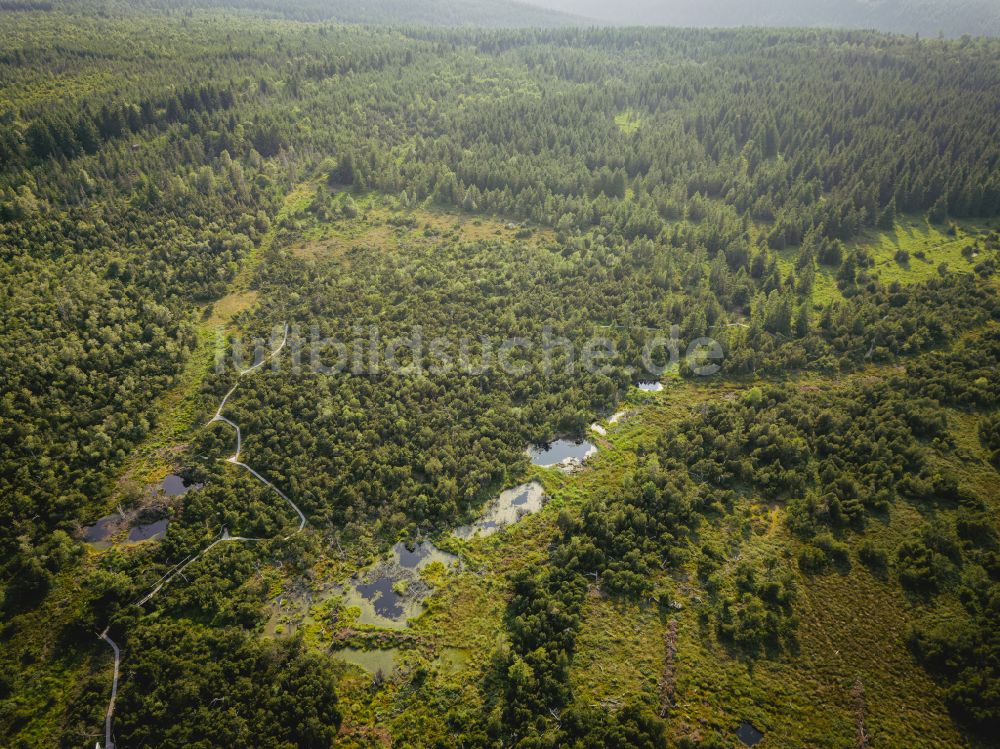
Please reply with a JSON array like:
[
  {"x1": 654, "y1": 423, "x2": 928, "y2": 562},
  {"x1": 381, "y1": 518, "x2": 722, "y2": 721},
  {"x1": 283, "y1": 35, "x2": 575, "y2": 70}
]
[
  {"x1": 855, "y1": 215, "x2": 991, "y2": 286},
  {"x1": 570, "y1": 592, "x2": 664, "y2": 709},
  {"x1": 285, "y1": 190, "x2": 554, "y2": 261},
  {"x1": 615, "y1": 108, "x2": 643, "y2": 135},
  {"x1": 772, "y1": 215, "x2": 997, "y2": 308}
]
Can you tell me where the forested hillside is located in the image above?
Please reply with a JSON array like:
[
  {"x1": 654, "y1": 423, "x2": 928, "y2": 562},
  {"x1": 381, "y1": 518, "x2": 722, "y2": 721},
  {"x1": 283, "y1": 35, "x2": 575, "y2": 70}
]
[
  {"x1": 15, "y1": 0, "x2": 581, "y2": 26},
  {"x1": 1, "y1": 5, "x2": 999, "y2": 748},
  {"x1": 527, "y1": 0, "x2": 1000, "y2": 37}
]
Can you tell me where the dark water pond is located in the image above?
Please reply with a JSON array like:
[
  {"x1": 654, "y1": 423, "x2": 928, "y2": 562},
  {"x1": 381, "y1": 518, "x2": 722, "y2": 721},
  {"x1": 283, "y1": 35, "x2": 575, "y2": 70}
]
[
  {"x1": 82, "y1": 515, "x2": 119, "y2": 547},
  {"x1": 341, "y1": 542, "x2": 454, "y2": 628},
  {"x1": 736, "y1": 721, "x2": 764, "y2": 746},
  {"x1": 159, "y1": 474, "x2": 201, "y2": 496},
  {"x1": 355, "y1": 576, "x2": 405, "y2": 619},
  {"x1": 528, "y1": 439, "x2": 596, "y2": 467},
  {"x1": 128, "y1": 518, "x2": 168, "y2": 542},
  {"x1": 393, "y1": 541, "x2": 457, "y2": 570}
]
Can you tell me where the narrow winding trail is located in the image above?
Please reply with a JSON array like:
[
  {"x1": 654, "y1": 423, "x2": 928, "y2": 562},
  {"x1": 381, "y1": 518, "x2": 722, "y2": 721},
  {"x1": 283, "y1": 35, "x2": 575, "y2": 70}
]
[
  {"x1": 98, "y1": 629, "x2": 119, "y2": 749},
  {"x1": 105, "y1": 323, "x2": 307, "y2": 743},
  {"x1": 211, "y1": 324, "x2": 306, "y2": 533},
  {"x1": 134, "y1": 323, "x2": 305, "y2": 607}
]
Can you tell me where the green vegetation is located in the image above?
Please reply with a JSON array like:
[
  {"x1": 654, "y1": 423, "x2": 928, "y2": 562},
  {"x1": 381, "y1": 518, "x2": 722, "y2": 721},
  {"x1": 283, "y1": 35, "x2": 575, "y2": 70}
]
[
  {"x1": 615, "y1": 109, "x2": 644, "y2": 135},
  {"x1": 115, "y1": 623, "x2": 342, "y2": 747},
  {"x1": 1, "y1": 4, "x2": 999, "y2": 748}
]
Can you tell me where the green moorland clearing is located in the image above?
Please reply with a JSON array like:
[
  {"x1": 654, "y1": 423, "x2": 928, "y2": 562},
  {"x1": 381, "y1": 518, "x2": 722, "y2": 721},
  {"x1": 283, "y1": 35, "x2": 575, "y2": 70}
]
[
  {"x1": 5, "y1": 14, "x2": 1000, "y2": 748},
  {"x1": 254, "y1": 364, "x2": 994, "y2": 748},
  {"x1": 770, "y1": 216, "x2": 999, "y2": 307},
  {"x1": 208, "y1": 205, "x2": 1000, "y2": 748}
]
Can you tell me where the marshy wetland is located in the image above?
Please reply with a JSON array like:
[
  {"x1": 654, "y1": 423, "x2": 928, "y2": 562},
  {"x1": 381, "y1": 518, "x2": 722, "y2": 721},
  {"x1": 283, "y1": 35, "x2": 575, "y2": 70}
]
[
  {"x1": 453, "y1": 481, "x2": 546, "y2": 539},
  {"x1": 80, "y1": 473, "x2": 197, "y2": 548},
  {"x1": 10, "y1": 14, "x2": 1000, "y2": 747},
  {"x1": 341, "y1": 540, "x2": 459, "y2": 628},
  {"x1": 331, "y1": 646, "x2": 401, "y2": 676}
]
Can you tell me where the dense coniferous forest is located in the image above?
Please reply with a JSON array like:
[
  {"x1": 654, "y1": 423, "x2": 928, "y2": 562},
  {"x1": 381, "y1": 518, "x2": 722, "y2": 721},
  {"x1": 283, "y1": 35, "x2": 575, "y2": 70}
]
[
  {"x1": 1, "y1": 2, "x2": 999, "y2": 747},
  {"x1": 37, "y1": 0, "x2": 580, "y2": 25}
]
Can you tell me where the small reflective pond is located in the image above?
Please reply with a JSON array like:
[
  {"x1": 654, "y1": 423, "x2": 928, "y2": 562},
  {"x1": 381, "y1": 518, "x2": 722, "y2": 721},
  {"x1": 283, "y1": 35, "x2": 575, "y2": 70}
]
[
  {"x1": 340, "y1": 540, "x2": 457, "y2": 629},
  {"x1": 128, "y1": 518, "x2": 168, "y2": 542},
  {"x1": 393, "y1": 540, "x2": 458, "y2": 570},
  {"x1": 339, "y1": 578, "x2": 424, "y2": 629},
  {"x1": 158, "y1": 474, "x2": 202, "y2": 496},
  {"x1": 527, "y1": 439, "x2": 597, "y2": 467},
  {"x1": 355, "y1": 576, "x2": 405, "y2": 619},
  {"x1": 82, "y1": 515, "x2": 120, "y2": 549},
  {"x1": 736, "y1": 721, "x2": 764, "y2": 747},
  {"x1": 453, "y1": 481, "x2": 546, "y2": 539},
  {"x1": 637, "y1": 381, "x2": 664, "y2": 392}
]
